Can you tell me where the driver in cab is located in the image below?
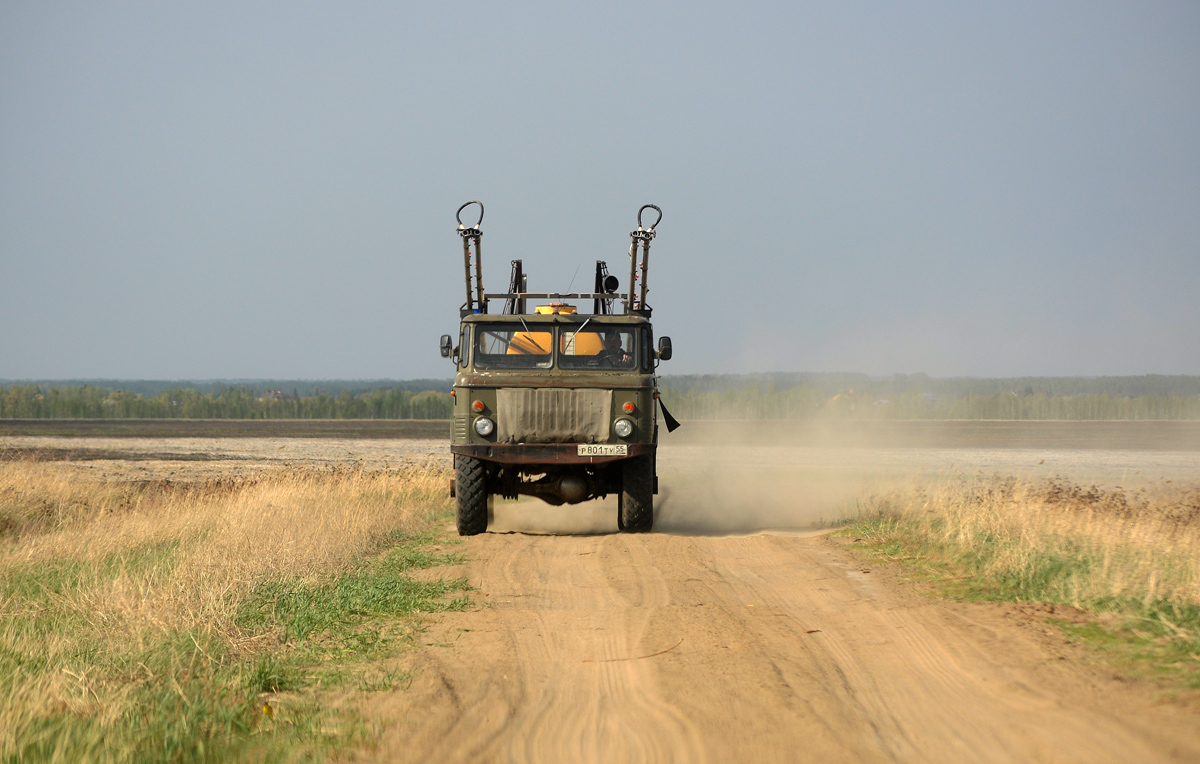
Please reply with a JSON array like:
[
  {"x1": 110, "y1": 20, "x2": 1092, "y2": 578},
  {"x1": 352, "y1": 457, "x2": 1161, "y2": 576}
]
[{"x1": 601, "y1": 331, "x2": 634, "y2": 368}]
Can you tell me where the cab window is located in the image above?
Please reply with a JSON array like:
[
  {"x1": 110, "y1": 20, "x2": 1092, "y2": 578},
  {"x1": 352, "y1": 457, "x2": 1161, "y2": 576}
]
[
  {"x1": 474, "y1": 323, "x2": 553, "y2": 369},
  {"x1": 558, "y1": 327, "x2": 637, "y2": 370}
]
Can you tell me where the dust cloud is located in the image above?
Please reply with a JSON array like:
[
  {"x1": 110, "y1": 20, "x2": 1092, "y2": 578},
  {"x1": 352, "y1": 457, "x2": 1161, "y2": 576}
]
[
  {"x1": 486, "y1": 439, "x2": 876, "y2": 537},
  {"x1": 489, "y1": 425, "x2": 900, "y2": 536},
  {"x1": 651, "y1": 423, "x2": 901, "y2": 535},
  {"x1": 488, "y1": 421, "x2": 1200, "y2": 537},
  {"x1": 653, "y1": 460, "x2": 867, "y2": 535}
]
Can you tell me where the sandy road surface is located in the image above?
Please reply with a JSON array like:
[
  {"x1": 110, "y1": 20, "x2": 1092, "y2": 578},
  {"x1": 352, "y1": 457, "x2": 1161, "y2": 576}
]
[{"x1": 375, "y1": 522, "x2": 1200, "y2": 764}]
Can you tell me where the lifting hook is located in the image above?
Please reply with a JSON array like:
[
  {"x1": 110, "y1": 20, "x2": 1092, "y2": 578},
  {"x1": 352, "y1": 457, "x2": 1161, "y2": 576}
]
[{"x1": 456, "y1": 200, "x2": 484, "y2": 230}]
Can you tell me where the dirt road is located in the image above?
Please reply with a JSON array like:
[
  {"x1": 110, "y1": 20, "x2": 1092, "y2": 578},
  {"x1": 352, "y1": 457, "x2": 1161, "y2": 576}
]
[{"x1": 374, "y1": 519, "x2": 1200, "y2": 763}]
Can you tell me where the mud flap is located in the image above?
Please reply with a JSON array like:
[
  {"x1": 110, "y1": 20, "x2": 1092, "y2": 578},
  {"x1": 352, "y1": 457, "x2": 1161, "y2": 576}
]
[
  {"x1": 449, "y1": 478, "x2": 456, "y2": 498},
  {"x1": 657, "y1": 397, "x2": 681, "y2": 433}
]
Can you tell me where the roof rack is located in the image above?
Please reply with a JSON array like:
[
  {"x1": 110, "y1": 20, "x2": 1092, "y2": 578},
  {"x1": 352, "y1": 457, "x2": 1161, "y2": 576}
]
[{"x1": 454, "y1": 202, "x2": 661, "y2": 317}]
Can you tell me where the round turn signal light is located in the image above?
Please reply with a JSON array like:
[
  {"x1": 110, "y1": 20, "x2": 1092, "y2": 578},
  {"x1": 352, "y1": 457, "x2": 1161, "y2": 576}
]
[
  {"x1": 623, "y1": 402, "x2": 635, "y2": 413},
  {"x1": 472, "y1": 400, "x2": 485, "y2": 413}
]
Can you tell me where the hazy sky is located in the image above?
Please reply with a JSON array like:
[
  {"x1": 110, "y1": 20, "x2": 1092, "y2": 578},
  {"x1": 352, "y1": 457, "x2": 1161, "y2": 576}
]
[{"x1": 2, "y1": 2, "x2": 1198, "y2": 380}]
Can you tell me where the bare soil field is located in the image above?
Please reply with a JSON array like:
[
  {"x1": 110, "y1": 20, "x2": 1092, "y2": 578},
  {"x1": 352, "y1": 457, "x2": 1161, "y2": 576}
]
[
  {"x1": 0, "y1": 418, "x2": 448, "y2": 439},
  {"x1": 678, "y1": 419, "x2": 1200, "y2": 451},
  {"x1": 5, "y1": 417, "x2": 1200, "y2": 448},
  {"x1": 3, "y1": 420, "x2": 1200, "y2": 762},
  {"x1": 0, "y1": 435, "x2": 447, "y2": 482}
]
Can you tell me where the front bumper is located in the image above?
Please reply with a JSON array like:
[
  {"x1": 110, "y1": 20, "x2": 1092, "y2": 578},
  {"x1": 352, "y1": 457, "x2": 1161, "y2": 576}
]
[{"x1": 451, "y1": 442, "x2": 655, "y2": 465}]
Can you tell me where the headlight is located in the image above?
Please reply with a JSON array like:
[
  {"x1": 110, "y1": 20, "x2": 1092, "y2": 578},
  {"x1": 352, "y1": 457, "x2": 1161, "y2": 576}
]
[
  {"x1": 614, "y1": 418, "x2": 634, "y2": 438},
  {"x1": 474, "y1": 417, "x2": 495, "y2": 436}
]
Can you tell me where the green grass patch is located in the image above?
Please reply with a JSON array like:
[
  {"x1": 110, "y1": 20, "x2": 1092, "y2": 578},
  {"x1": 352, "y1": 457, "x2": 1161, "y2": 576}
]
[
  {"x1": 6, "y1": 627, "x2": 343, "y2": 764},
  {"x1": 2, "y1": 522, "x2": 471, "y2": 764},
  {"x1": 235, "y1": 540, "x2": 470, "y2": 645},
  {"x1": 1, "y1": 539, "x2": 181, "y2": 605}
]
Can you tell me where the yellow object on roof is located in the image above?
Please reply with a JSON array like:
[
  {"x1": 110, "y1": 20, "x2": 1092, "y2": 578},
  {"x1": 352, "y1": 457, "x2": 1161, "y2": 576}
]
[
  {"x1": 508, "y1": 304, "x2": 606, "y2": 356},
  {"x1": 509, "y1": 305, "x2": 574, "y2": 353},
  {"x1": 504, "y1": 305, "x2": 569, "y2": 355}
]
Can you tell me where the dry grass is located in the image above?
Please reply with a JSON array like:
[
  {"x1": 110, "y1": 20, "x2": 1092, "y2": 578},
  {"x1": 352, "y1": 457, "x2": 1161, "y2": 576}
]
[
  {"x1": 2, "y1": 463, "x2": 448, "y2": 624},
  {"x1": 846, "y1": 476, "x2": 1200, "y2": 685},
  {"x1": 0, "y1": 460, "x2": 462, "y2": 763}
]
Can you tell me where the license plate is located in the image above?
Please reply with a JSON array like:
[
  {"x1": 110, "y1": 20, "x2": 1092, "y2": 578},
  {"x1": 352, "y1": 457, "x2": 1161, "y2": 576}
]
[{"x1": 577, "y1": 444, "x2": 628, "y2": 456}]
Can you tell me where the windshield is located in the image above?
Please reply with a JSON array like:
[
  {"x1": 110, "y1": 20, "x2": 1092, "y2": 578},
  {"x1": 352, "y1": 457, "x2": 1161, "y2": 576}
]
[
  {"x1": 473, "y1": 323, "x2": 553, "y2": 369},
  {"x1": 559, "y1": 326, "x2": 637, "y2": 370}
]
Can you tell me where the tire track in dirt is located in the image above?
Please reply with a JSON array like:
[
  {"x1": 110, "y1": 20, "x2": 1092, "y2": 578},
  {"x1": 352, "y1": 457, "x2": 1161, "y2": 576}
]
[
  {"x1": 486, "y1": 534, "x2": 708, "y2": 764},
  {"x1": 370, "y1": 531, "x2": 1200, "y2": 764}
]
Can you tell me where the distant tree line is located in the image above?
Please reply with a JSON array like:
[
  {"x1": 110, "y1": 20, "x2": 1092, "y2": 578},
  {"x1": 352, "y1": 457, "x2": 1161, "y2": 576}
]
[
  {"x1": 0, "y1": 378, "x2": 454, "y2": 398},
  {"x1": 660, "y1": 373, "x2": 1200, "y2": 399},
  {"x1": 657, "y1": 384, "x2": 1200, "y2": 421},
  {"x1": 0, "y1": 385, "x2": 452, "y2": 420},
  {"x1": 4, "y1": 377, "x2": 1200, "y2": 421}
]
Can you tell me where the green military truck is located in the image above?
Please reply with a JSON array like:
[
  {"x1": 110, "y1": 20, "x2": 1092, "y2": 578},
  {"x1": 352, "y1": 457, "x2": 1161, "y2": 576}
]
[{"x1": 440, "y1": 202, "x2": 678, "y2": 536}]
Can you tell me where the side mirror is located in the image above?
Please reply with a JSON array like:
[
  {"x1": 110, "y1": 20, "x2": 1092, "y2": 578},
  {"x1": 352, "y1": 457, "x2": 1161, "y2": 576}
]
[
  {"x1": 657, "y1": 336, "x2": 673, "y2": 361},
  {"x1": 439, "y1": 334, "x2": 452, "y2": 358}
]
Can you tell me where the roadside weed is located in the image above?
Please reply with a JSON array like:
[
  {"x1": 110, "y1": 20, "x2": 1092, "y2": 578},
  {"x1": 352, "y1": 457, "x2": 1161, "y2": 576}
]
[{"x1": 0, "y1": 464, "x2": 468, "y2": 763}]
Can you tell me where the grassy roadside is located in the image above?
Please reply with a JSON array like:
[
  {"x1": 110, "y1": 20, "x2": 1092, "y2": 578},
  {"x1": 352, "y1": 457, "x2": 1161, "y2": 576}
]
[
  {"x1": 0, "y1": 462, "x2": 470, "y2": 763},
  {"x1": 838, "y1": 476, "x2": 1200, "y2": 693}
]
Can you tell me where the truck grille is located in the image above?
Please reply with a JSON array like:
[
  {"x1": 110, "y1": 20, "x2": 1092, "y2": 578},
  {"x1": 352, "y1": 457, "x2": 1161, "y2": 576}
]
[
  {"x1": 453, "y1": 416, "x2": 469, "y2": 440},
  {"x1": 495, "y1": 388, "x2": 612, "y2": 443}
]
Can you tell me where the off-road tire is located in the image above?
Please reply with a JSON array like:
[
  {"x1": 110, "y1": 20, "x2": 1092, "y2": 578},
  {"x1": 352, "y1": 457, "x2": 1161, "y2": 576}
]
[
  {"x1": 454, "y1": 454, "x2": 489, "y2": 536},
  {"x1": 618, "y1": 455, "x2": 654, "y2": 533}
]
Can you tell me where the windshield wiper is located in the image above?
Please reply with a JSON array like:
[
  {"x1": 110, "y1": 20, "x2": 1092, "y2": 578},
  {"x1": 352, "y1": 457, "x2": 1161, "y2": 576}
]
[
  {"x1": 483, "y1": 331, "x2": 526, "y2": 355},
  {"x1": 518, "y1": 317, "x2": 547, "y2": 353},
  {"x1": 564, "y1": 316, "x2": 592, "y2": 351}
]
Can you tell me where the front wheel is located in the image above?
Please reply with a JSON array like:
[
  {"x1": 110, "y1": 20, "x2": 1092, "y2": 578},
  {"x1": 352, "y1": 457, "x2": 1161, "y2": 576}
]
[
  {"x1": 618, "y1": 455, "x2": 654, "y2": 533},
  {"x1": 454, "y1": 454, "x2": 488, "y2": 536}
]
